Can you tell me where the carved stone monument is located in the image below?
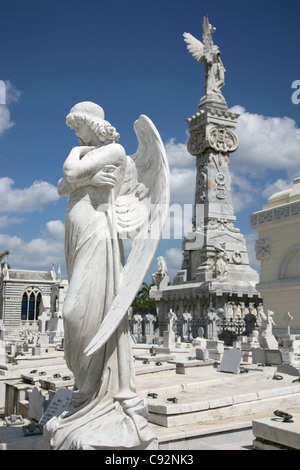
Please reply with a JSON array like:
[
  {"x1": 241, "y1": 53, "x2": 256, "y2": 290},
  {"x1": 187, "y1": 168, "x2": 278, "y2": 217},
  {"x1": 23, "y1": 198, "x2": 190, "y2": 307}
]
[
  {"x1": 43, "y1": 102, "x2": 169, "y2": 450},
  {"x1": 258, "y1": 309, "x2": 278, "y2": 349},
  {"x1": 151, "y1": 17, "x2": 261, "y2": 334},
  {"x1": 151, "y1": 256, "x2": 169, "y2": 289},
  {"x1": 278, "y1": 312, "x2": 300, "y2": 365}
]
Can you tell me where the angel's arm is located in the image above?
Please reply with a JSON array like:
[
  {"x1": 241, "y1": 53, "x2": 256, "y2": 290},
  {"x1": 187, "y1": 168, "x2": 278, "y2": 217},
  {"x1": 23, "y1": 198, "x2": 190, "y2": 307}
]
[
  {"x1": 58, "y1": 177, "x2": 75, "y2": 196},
  {"x1": 63, "y1": 144, "x2": 126, "y2": 183},
  {"x1": 58, "y1": 164, "x2": 119, "y2": 197},
  {"x1": 84, "y1": 115, "x2": 170, "y2": 357}
]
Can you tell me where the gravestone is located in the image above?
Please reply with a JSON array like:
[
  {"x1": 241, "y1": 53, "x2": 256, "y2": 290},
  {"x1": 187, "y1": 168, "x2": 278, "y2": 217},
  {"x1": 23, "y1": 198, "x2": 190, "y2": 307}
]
[
  {"x1": 265, "y1": 349, "x2": 283, "y2": 366},
  {"x1": 277, "y1": 363, "x2": 300, "y2": 377},
  {"x1": 217, "y1": 348, "x2": 243, "y2": 374},
  {"x1": 196, "y1": 348, "x2": 209, "y2": 360},
  {"x1": 252, "y1": 347, "x2": 266, "y2": 364},
  {"x1": 252, "y1": 348, "x2": 283, "y2": 366},
  {"x1": 39, "y1": 387, "x2": 72, "y2": 427},
  {"x1": 28, "y1": 386, "x2": 47, "y2": 422}
]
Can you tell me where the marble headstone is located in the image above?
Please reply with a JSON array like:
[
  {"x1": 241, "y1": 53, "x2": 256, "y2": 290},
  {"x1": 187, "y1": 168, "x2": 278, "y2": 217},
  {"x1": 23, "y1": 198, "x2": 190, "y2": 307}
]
[
  {"x1": 39, "y1": 388, "x2": 72, "y2": 427},
  {"x1": 217, "y1": 348, "x2": 243, "y2": 374}
]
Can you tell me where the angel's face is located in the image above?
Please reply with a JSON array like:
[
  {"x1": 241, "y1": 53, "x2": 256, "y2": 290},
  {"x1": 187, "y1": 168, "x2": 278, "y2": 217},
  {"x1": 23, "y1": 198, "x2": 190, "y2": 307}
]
[{"x1": 74, "y1": 121, "x2": 101, "y2": 147}]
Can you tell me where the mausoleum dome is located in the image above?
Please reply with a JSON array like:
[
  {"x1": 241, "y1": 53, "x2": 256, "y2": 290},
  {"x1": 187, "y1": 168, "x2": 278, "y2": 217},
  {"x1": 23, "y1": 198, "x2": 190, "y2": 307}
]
[{"x1": 265, "y1": 177, "x2": 300, "y2": 209}]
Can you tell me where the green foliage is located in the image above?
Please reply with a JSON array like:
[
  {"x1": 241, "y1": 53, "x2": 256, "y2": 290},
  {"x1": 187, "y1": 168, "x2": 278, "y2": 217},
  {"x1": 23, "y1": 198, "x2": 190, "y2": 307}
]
[{"x1": 131, "y1": 282, "x2": 156, "y2": 308}]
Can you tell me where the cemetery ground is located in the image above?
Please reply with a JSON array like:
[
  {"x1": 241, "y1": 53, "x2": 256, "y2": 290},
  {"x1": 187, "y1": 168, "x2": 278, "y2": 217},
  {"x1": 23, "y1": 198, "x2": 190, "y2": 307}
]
[{"x1": 1, "y1": 344, "x2": 300, "y2": 450}]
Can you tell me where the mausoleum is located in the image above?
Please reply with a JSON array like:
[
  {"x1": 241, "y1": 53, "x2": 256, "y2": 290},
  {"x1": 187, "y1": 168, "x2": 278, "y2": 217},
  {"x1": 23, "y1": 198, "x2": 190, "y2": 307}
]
[
  {"x1": 251, "y1": 177, "x2": 300, "y2": 333},
  {"x1": 0, "y1": 264, "x2": 61, "y2": 333}
]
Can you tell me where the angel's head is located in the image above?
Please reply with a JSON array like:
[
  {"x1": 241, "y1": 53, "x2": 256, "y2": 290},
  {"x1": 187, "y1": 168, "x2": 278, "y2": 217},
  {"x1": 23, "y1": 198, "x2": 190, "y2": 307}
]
[
  {"x1": 66, "y1": 101, "x2": 120, "y2": 147},
  {"x1": 212, "y1": 45, "x2": 221, "y2": 61}
]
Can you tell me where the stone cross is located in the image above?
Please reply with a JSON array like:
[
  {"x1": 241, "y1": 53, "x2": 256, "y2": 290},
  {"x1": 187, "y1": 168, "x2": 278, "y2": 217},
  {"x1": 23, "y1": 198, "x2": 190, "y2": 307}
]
[{"x1": 284, "y1": 311, "x2": 293, "y2": 335}]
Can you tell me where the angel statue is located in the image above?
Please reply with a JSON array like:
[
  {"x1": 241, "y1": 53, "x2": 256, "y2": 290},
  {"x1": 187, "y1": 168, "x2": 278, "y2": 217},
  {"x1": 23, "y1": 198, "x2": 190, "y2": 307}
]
[
  {"x1": 43, "y1": 102, "x2": 170, "y2": 450},
  {"x1": 184, "y1": 17, "x2": 226, "y2": 104},
  {"x1": 151, "y1": 256, "x2": 169, "y2": 288}
]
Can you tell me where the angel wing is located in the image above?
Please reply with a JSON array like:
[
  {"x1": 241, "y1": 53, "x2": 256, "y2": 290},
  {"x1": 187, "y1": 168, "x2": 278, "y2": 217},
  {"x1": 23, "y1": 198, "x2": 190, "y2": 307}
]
[
  {"x1": 202, "y1": 17, "x2": 215, "y2": 51},
  {"x1": 84, "y1": 115, "x2": 170, "y2": 356},
  {"x1": 183, "y1": 32, "x2": 204, "y2": 63}
]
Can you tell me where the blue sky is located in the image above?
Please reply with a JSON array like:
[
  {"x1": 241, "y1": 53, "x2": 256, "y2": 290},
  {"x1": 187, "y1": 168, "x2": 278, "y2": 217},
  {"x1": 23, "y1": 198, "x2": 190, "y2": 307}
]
[{"x1": 0, "y1": 0, "x2": 299, "y2": 282}]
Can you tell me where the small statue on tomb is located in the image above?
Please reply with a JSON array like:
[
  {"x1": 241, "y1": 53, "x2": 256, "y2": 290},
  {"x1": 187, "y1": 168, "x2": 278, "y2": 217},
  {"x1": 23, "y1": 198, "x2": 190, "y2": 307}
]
[
  {"x1": 151, "y1": 256, "x2": 169, "y2": 288},
  {"x1": 213, "y1": 244, "x2": 229, "y2": 281},
  {"x1": 206, "y1": 302, "x2": 218, "y2": 340},
  {"x1": 258, "y1": 309, "x2": 278, "y2": 349}
]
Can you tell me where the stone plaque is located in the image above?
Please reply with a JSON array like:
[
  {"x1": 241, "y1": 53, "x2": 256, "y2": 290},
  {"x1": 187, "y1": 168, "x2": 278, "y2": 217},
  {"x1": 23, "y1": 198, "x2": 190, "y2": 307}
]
[
  {"x1": 217, "y1": 348, "x2": 243, "y2": 374},
  {"x1": 39, "y1": 387, "x2": 72, "y2": 427}
]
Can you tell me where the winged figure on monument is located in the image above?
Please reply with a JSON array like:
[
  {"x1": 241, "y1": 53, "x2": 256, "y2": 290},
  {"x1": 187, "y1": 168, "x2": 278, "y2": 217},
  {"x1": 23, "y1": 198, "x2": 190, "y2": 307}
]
[
  {"x1": 184, "y1": 17, "x2": 226, "y2": 102},
  {"x1": 44, "y1": 101, "x2": 170, "y2": 450}
]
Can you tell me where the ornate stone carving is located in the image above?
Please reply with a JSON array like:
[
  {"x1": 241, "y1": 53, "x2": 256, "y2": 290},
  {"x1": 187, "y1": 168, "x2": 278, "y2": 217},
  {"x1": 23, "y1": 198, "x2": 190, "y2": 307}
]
[
  {"x1": 188, "y1": 124, "x2": 238, "y2": 155},
  {"x1": 212, "y1": 244, "x2": 229, "y2": 281},
  {"x1": 251, "y1": 201, "x2": 300, "y2": 228},
  {"x1": 255, "y1": 238, "x2": 271, "y2": 260},
  {"x1": 278, "y1": 245, "x2": 300, "y2": 279},
  {"x1": 187, "y1": 127, "x2": 206, "y2": 155},
  {"x1": 206, "y1": 125, "x2": 238, "y2": 153},
  {"x1": 205, "y1": 218, "x2": 240, "y2": 233},
  {"x1": 214, "y1": 172, "x2": 226, "y2": 199},
  {"x1": 257, "y1": 279, "x2": 300, "y2": 290},
  {"x1": 196, "y1": 171, "x2": 207, "y2": 202},
  {"x1": 232, "y1": 250, "x2": 242, "y2": 264}
]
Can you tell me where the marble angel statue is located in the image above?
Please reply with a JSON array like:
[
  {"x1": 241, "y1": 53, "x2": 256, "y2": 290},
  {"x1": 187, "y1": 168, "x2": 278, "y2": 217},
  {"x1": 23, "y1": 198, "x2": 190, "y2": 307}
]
[
  {"x1": 151, "y1": 255, "x2": 168, "y2": 288},
  {"x1": 258, "y1": 309, "x2": 278, "y2": 349},
  {"x1": 183, "y1": 17, "x2": 226, "y2": 102},
  {"x1": 44, "y1": 101, "x2": 170, "y2": 450}
]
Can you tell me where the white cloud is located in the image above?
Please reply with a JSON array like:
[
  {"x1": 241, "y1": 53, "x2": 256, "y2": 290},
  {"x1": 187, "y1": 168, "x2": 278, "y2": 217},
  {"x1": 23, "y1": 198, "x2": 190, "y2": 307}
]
[
  {"x1": 164, "y1": 138, "x2": 196, "y2": 206},
  {"x1": 0, "y1": 106, "x2": 14, "y2": 135},
  {"x1": 0, "y1": 177, "x2": 59, "y2": 214},
  {"x1": 230, "y1": 105, "x2": 300, "y2": 177},
  {"x1": 230, "y1": 171, "x2": 256, "y2": 213},
  {"x1": 5, "y1": 80, "x2": 22, "y2": 104},
  {"x1": 244, "y1": 232, "x2": 260, "y2": 273},
  {"x1": 164, "y1": 137, "x2": 193, "y2": 169},
  {"x1": 0, "y1": 220, "x2": 65, "y2": 272},
  {"x1": 261, "y1": 178, "x2": 292, "y2": 200},
  {"x1": 0, "y1": 215, "x2": 25, "y2": 229},
  {"x1": 0, "y1": 81, "x2": 22, "y2": 135},
  {"x1": 164, "y1": 247, "x2": 183, "y2": 279}
]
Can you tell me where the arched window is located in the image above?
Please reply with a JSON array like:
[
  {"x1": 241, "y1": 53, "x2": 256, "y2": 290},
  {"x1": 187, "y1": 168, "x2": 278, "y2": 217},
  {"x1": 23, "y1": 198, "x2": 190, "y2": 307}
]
[
  {"x1": 278, "y1": 246, "x2": 300, "y2": 280},
  {"x1": 21, "y1": 288, "x2": 42, "y2": 323}
]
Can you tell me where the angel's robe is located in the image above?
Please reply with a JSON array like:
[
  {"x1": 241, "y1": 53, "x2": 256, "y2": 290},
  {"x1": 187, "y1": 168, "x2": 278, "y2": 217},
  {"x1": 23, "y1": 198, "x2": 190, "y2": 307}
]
[{"x1": 44, "y1": 146, "x2": 154, "y2": 450}]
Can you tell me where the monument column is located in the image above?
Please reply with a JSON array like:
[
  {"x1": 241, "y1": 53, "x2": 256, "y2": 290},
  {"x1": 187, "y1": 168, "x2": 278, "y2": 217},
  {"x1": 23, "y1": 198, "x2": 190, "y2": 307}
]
[
  {"x1": 184, "y1": 104, "x2": 241, "y2": 281},
  {"x1": 151, "y1": 17, "x2": 262, "y2": 329},
  {"x1": 172, "y1": 18, "x2": 258, "y2": 289}
]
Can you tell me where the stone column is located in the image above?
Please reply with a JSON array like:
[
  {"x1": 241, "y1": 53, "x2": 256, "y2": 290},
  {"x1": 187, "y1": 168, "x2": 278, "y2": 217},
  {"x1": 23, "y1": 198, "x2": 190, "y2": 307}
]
[{"x1": 183, "y1": 104, "x2": 241, "y2": 283}]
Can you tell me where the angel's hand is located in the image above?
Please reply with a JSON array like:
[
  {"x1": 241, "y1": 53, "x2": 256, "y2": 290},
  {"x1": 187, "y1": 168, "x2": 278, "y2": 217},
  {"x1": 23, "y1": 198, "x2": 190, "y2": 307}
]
[{"x1": 91, "y1": 165, "x2": 118, "y2": 187}]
